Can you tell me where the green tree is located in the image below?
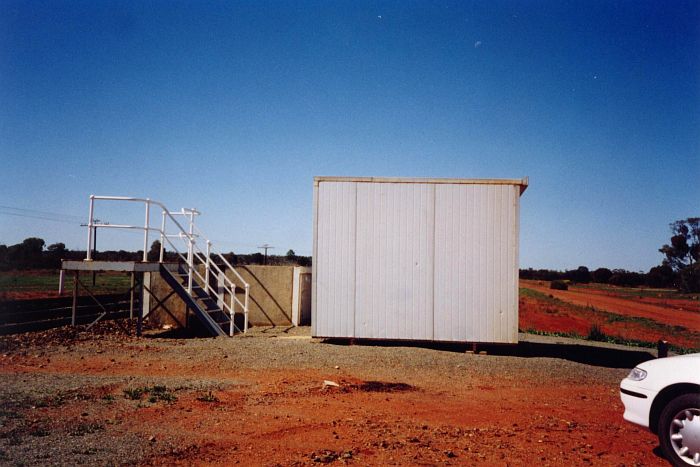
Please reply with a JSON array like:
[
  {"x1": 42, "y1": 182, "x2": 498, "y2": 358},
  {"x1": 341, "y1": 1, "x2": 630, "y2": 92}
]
[
  {"x1": 659, "y1": 218, "x2": 700, "y2": 292},
  {"x1": 0, "y1": 244, "x2": 7, "y2": 270},
  {"x1": 646, "y1": 265, "x2": 675, "y2": 288},
  {"x1": 592, "y1": 267, "x2": 613, "y2": 284},
  {"x1": 571, "y1": 266, "x2": 591, "y2": 283},
  {"x1": 250, "y1": 252, "x2": 265, "y2": 264},
  {"x1": 147, "y1": 240, "x2": 162, "y2": 262},
  {"x1": 7, "y1": 237, "x2": 45, "y2": 269},
  {"x1": 46, "y1": 242, "x2": 67, "y2": 268}
]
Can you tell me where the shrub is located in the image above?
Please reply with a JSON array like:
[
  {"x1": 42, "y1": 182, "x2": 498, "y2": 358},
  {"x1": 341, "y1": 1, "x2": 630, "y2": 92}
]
[
  {"x1": 587, "y1": 324, "x2": 606, "y2": 342},
  {"x1": 124, "y1": 385, "x2": 176, "y2": 403},
  {"x1": 196, "y1": 391, "x2": 219, "y2": 403},
  {"x1": 550, "y1": 280, "x2": 568, "y2": 291},
  {"x1": 123, "y1": 387, "x2": 144, "y2": 400},
  {"x1": 148, "y1": 385, "x2": 177, "y2": 403}
]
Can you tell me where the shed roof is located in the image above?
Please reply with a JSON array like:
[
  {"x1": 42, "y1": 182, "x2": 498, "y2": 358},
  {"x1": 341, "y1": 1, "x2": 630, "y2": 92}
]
[{"x1": 314, "y1": 176, "x2": 529, "y2": 195}]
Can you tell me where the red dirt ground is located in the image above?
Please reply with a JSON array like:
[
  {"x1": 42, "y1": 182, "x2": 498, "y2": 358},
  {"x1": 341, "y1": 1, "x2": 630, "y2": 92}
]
[
  {"x1": 573, "y1": 285, "x2": 700, "y2": 314},
  {"x1": 521, "y1": 280, "x2": 700, "y2": 334},
  {"x1": 519, "y1": 295, "x2": 700, "y2": 349},
  {"x1": 1, "y1": 290, "x2": 65, "y2": 300},
  {"x1": 0, "y1": 348, "x2": 664, "y2": 466}
]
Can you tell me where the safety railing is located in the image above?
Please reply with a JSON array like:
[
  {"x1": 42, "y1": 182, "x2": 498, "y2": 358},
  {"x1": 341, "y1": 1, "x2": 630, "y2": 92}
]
[{"x1": 84, "y1": 195, "x2": 249, "y2": 334}]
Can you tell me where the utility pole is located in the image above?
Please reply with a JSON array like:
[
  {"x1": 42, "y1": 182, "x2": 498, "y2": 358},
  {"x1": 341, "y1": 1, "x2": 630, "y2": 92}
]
[
  {"x1": 257, "y1": 244, "x2": 274, "y2": 265},
  {"x1": 80, "y1": 219, "x2": 108, "y2": 284}
]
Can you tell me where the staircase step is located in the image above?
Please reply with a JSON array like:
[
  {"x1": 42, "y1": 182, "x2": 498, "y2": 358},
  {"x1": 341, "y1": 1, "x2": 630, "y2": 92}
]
[{"x1": 159, "y1": 264, "x2": 227, "y2": 338}]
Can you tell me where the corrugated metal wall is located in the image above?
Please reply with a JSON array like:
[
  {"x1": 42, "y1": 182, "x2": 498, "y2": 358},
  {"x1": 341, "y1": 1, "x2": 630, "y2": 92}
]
[
  {"x1": 313, "y1": 181, "x2": 356, "y2": 337},
  {"x1": 432, "y1": 184, "x2": 519, "y2": 343},
  {"x1": 313, "y1": 178, "x2": 522, "y2": 343},
  {"x1": 355, "y1": 182, "x2": 435, "y2": 339}
]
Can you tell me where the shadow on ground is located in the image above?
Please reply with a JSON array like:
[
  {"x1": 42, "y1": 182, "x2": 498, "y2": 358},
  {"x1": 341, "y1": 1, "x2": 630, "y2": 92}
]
[{"x1": 321, "y1": 338, "x2": 656, "y2": 369}]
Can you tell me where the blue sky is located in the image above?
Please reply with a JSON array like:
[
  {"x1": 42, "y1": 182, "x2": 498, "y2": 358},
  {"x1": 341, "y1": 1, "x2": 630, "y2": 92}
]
[{"x1": 1, "y1": 0, "x2": 698, "y2": 271}]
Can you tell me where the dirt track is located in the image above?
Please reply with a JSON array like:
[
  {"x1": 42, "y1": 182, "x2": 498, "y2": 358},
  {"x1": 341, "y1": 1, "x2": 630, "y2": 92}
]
[
  {"x1": 522, "y1": 280, "x2": 700, "y2": 333},
  {"x1": 0, "y1": 324, "x2": 668, "y2": 466}
]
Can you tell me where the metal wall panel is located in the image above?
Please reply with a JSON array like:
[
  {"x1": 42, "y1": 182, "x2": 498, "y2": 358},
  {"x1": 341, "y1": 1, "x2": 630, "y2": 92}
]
[
  {"x1": 354, "y1": 183, "x2": 434, "y2": 339},
  {"x1": 313, "y1": 182, "x2": 356, "y2": 337},
  {"x1": 313, "y1": 177, "x2": 524, "y2": 343},
  {"x1": 433, "y1": 184, "x2": 519, "y2": 343}
]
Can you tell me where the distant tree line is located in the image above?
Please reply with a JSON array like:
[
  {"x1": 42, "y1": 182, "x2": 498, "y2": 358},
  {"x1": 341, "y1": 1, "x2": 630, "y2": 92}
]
[
  {"x1": 519, "y1": 265, "x2": 675, "y2": 289},
  {"x1": 2, "y1": 217, "x2": 697, "y2": 292},
  {"x1": 0, "y1": 238, "x2": 77, "y2": 270},
  {"x1": 520, "y1": 217, "x2": 700, "y2": 293},
  {"x1": 0, "y1": 238, "x2": 311, "y2": 271},
  {"x1": 220, "y1": 248, "x2": 311, "y2": 267}
]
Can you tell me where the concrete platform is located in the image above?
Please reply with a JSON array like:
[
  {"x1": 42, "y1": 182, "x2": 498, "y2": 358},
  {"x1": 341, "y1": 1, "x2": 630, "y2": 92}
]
[{"x1": 61, "y1": 260, "x2": 163, "y2": 273}]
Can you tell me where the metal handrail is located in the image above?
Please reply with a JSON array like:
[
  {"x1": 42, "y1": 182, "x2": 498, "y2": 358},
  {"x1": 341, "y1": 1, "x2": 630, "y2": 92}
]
[
  {"x1": 189, "y1": 248, "x2": 247, "y2": 313},
  {"x1": 162, "y1": 239, "x2": 247, "y2": 335},
  {"x1": 84, "y1": 195, "x2": 250, "y2": 334},
  {"x1": 191, "y1": 223, "x2": 248, "y2": 286}
]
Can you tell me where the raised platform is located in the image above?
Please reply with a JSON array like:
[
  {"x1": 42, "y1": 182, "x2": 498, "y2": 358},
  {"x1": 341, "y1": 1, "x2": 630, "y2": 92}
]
[{"x1": 61, "y1": 260, "x2": 164, "y2": 273}]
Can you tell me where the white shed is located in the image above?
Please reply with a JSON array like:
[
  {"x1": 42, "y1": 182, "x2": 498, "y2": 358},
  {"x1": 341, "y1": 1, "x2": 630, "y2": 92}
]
[{"x1": 312, "y1": 176, "x2": 528, "y2": 344}]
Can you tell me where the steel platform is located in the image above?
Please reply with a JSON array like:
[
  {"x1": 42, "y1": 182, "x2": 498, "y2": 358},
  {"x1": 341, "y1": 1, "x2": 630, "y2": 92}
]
[{"x1": 62, "y1": 260, "x2": 162, "y2": 273}]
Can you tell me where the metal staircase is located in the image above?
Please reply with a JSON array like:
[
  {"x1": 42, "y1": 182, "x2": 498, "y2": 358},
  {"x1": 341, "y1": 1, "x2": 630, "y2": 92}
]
[
  {"x1": 159, "y1": 264, "x2": 229, "y2": 336},
  {"x1": 83, "y1": 196, "x2": 250, "y2": 336}
]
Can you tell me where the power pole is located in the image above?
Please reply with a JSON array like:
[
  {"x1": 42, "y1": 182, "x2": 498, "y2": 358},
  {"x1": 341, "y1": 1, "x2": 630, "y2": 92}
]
[
  {"x1": 257, "y1": 244, "x2": 274, "y2": 265},
  {"x1": 80, "y1": 219, "x2": 108, "y2": 284}
]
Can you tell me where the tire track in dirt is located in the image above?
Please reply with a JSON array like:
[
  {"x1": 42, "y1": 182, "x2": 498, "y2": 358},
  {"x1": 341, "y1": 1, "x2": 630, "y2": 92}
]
[{"x1": 522, "y1": 281, "x2": 700, "y2": 333}]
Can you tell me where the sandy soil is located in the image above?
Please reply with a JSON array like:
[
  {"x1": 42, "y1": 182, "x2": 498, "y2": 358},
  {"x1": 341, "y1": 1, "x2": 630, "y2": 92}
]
[{"x1": 0, "y1": 324, "x2": 668, "y2": 466}]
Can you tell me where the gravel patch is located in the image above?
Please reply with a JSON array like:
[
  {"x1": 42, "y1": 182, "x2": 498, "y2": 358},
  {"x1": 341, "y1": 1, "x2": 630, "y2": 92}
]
[{"x1": 0, "y1": 323, "x2": 655, "y2": 465}]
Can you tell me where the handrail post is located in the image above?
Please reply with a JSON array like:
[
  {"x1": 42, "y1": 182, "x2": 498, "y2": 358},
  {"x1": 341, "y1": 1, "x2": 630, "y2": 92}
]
[
  {"x1": 186, "y1": 210, "x2": 194, "y2": 294},
  {"x1": 86, "y1": 195, "x2": 95, "y2": 261},
  {"x1": 142, "y1": 199, "x2": 150, "y2": 262},
  {"x1": 159, "y1": 210, "x2": 167, "y2": 262},
  {"x1": 229, "y1": 292, "x2": 234, "y2": 337},
  {"x1": 244, "y1": 284, "x2": 250, "y2": 333},
  {"x1": 205, "y1": 240, "x2": 211, "y2": 286}
]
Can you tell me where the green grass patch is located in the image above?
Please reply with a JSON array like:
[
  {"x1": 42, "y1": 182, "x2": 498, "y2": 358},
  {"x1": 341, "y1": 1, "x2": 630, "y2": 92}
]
[
  {"x1": 521, "y1": 328, "x2": 583, "y2": 339},
  {"x1": 123, "y1": 387, "x2": 145, "y2": 400},
  {"x1": 520, "y1": 287, "x2": 560, "y2": 303},
  {"x1": 148, "y1": 385, "x2": 177, "y2": 403},
  {"x1": 520, "y1": 328, "x2": 698, "y2": 354},
  {"x1": 572, "y1": 283, "x2": 697, "y2": 300},
  {"x1": 0, "y1": 270, "x2": 131, "y2": 296},
  {"x1": 196, "y1": 391, "x2": 219, "y2": 403},
  {"x1": 69, "y1": 421, "x2": 104, "y2": 436},
  {"x1": 123, "y1": 385, "x2": 177, "y2": 403}
]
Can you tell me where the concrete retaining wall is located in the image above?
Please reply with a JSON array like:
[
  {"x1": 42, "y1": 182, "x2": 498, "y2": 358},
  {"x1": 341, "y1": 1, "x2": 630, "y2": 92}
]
[{"x1": 146, "y1": 265, "x2": 309, "y2": 329}]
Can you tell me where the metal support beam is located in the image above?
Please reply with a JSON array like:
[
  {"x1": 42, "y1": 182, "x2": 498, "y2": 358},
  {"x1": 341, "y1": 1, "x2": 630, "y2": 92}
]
[
  {"x1": 129, "y1": 273, "x2": 135, "y2": 319},
  {"x1": 140, "y1": 282, "x2": 183, "y2": 328},
  {"x1": 71, "y1": 271, "x2": 78, "y2": 326},
  {"x1": 137, "y1": 273, "x2": 144, "y2": 336},
  {"x1": 58, "y1": 270, "x2": 65, "y2": 296}
]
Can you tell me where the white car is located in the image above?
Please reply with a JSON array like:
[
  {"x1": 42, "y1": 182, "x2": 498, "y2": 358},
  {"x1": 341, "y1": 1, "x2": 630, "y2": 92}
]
[{"x1": 620, "y1": 353, "x2": 700, "y2": 466}]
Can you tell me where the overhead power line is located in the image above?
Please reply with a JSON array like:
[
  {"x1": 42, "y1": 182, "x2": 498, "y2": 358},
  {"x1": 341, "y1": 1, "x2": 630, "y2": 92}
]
[
  {"x1": 0, "y1": 210, "x2": 80, "y2": 225},
  {"x1": 0, "y1": 205, "x2": 84, "y2": 224}
]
